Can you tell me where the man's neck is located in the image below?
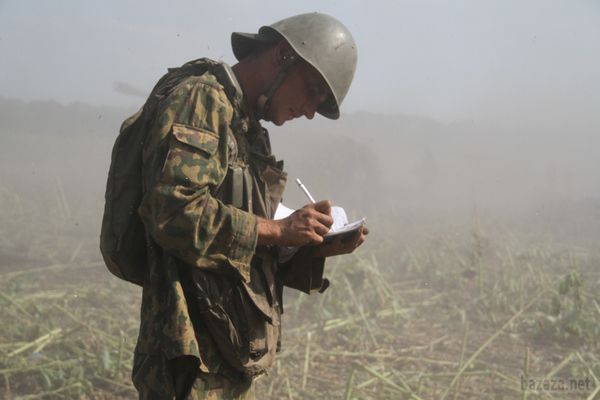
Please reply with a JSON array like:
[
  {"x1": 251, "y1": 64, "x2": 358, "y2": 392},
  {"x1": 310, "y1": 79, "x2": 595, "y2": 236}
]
[{"x1": 231, "y1": 62, "x2": 258, "y2": 114}]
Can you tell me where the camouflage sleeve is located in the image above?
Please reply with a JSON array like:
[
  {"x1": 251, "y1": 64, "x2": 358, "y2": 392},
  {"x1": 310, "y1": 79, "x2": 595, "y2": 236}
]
[
  {"x1": 138, "y1": 75, "x2": 257, "y2": 281},
  {"x1": 278, "y1": 248, "x2": 329, "y2": 294}
]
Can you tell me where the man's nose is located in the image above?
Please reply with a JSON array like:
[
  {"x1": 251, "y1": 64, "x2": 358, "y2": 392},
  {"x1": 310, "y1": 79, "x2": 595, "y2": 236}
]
[
  {"x1": 302, "y1": 100, "x2": 320, "y2": 120},
  {"x1": 303, "y1": 107, "x2": 316, "y2": 120},
  {"x1": 305, "y1": 91, "x2": 327, "y2": 120}
]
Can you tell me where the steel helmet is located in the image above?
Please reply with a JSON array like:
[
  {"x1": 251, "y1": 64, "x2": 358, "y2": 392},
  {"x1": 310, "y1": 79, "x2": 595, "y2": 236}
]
[{"x1": 231, "y1": 12, "x2": 357, "y2": 119}]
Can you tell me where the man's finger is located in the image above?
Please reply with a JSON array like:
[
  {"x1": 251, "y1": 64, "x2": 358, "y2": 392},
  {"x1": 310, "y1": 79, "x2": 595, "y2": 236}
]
[
  {"x1": 314, "y1": 212, "x2": 334, "y2": 228},
  {"x1": 312, "y1": 199, "x2": 332, "y2": 215},
  {"x1": 356, "y1": 234, "x2": 365, "y2": 247},
  {"x1": 308, "y1": 231, "x2": 324, "y2": 245},
  {"x1": 313, "y1": 220, "x2": 332, "y2": 236}
]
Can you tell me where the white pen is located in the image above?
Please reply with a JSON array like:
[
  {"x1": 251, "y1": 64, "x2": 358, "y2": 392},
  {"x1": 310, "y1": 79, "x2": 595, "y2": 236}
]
[{"x1": 296, "y1": 178, "x2": 316, "y2": 203}]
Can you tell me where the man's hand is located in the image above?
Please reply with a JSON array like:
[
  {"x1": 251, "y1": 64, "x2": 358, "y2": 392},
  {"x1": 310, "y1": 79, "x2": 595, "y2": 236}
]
[
  {"x1": 257, "y1": 200, "x2": 333, "y2": 246},
  {"x1": 312, "y1": 226, "x2": 369, "y2": 258}
]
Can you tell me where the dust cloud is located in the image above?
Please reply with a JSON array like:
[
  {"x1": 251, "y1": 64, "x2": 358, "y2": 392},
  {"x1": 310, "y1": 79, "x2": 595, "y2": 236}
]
[
  {"x1": 2, "y1": 79, "x2": 599, "y2": 399},
  {"x1": 2, "y1": 95, "x2": 597, "y2": 242},
  {"x1": 1, "y1": 3, "x2": 599, "y2": 398}
]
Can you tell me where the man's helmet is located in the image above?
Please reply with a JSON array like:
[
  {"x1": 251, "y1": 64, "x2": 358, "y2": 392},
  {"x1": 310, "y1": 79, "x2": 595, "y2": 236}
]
[{"x1": 231, "y1": 12, "x2": 357, "y2": 120}]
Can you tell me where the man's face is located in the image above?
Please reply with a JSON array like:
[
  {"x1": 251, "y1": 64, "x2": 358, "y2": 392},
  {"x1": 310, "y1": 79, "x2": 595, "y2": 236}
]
[{"x1": 266, "y1": 62, "x2": 329, "y2": 126}]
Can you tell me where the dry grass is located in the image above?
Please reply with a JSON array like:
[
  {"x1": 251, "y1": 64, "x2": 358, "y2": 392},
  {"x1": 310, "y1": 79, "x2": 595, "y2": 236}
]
[{"x1": 1, "y1": 189, "x2": 599, "y2": 399}]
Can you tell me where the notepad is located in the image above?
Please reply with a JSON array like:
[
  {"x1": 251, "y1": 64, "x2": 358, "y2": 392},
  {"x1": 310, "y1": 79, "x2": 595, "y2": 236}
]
[{"x1": 274, "y1": 203, "x2": 366, "y2": 262}]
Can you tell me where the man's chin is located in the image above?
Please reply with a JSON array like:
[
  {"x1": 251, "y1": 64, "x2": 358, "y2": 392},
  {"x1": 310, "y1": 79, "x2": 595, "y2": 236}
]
[
  {"x1": 270, "y1": 115, "x2": 287, "y2": 126},
  {"x1": 264, "y1": 111, "x2": 289, "y2": 126}
]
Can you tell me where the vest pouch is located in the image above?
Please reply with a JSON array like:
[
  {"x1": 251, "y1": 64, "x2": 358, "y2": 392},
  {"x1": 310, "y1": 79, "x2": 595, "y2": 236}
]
[
  {"x1": 241, "y1": 253, "x2": 281, "y2": 359},
  {"x1": 181, "y1": 258, "x2": 279, "y2": 377}
]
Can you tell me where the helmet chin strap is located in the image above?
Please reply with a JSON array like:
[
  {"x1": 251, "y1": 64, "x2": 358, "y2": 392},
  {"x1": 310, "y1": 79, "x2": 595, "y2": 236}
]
[{"x1": 256, "y1": 54, "x2": 298, "y2": 120}]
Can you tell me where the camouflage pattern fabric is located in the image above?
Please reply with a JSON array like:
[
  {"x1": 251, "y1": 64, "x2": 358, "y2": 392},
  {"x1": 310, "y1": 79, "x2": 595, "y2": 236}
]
[
  {"x1": 130, "y1": 60, "x2": 330, "y2": 397},
  {"x1": 132, "y1": 353, "x2": 254, "y2": 399},
  {"x1": 136, "y1": 72, "x2": 257, "y2": 361}
]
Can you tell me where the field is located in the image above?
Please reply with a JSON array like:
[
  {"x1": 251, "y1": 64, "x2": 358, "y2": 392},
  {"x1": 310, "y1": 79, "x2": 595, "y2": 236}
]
[
  {"x1": 3, "y1": 1, "x2": 600, "y2": 397},
  {"x1": 1, "y1": 188, "x2": 599, "y2": 400}
]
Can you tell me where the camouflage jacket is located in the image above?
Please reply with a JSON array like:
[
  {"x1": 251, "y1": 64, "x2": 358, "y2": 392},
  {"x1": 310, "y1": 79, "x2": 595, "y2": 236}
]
[{"x1": 133, "y1": 59, "x2": 328, "y2": 377}]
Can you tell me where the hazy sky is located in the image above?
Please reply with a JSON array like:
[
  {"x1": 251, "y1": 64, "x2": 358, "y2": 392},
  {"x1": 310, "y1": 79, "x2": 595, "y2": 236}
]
[{"x1": 1, "y1": 0, "x2": 599, "y2": 124}]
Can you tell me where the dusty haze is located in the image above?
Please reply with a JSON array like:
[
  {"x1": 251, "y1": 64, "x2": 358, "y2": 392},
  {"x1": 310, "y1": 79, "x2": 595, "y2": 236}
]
[
  {"x1": 1, "y1": 1, "x2": 599, "y2": 398},
  {"x1": 1, "y1": 0, "x2": 598, "y2": 241},
  {"x1": 1, "y1": 96, "x2": 598, "y2": 243}
]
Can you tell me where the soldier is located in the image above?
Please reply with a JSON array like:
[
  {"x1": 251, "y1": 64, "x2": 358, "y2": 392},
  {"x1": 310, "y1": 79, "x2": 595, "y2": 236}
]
[{"x1": 126, "y1": 12, "x2": 366, "y2": 399}]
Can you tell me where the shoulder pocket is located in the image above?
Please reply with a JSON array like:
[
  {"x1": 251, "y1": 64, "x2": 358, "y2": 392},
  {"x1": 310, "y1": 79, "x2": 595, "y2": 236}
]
[
  {"x1": 160, "y1": 123, "x2": 224, "y2": 188},
  {"x1": 171, "y1": 123, "x2": 219, "y2": 156}
]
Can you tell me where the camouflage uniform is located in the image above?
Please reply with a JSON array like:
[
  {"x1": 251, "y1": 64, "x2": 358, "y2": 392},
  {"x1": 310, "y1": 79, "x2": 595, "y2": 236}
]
[{"x1": 130, "y1": 59, "x2": 328, "y2": 399}]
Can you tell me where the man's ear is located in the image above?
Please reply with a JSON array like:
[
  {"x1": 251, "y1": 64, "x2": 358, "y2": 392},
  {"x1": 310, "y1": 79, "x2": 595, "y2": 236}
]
[{"x1": 273, "y1": 41, "x2": 295, "y2": 67}]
